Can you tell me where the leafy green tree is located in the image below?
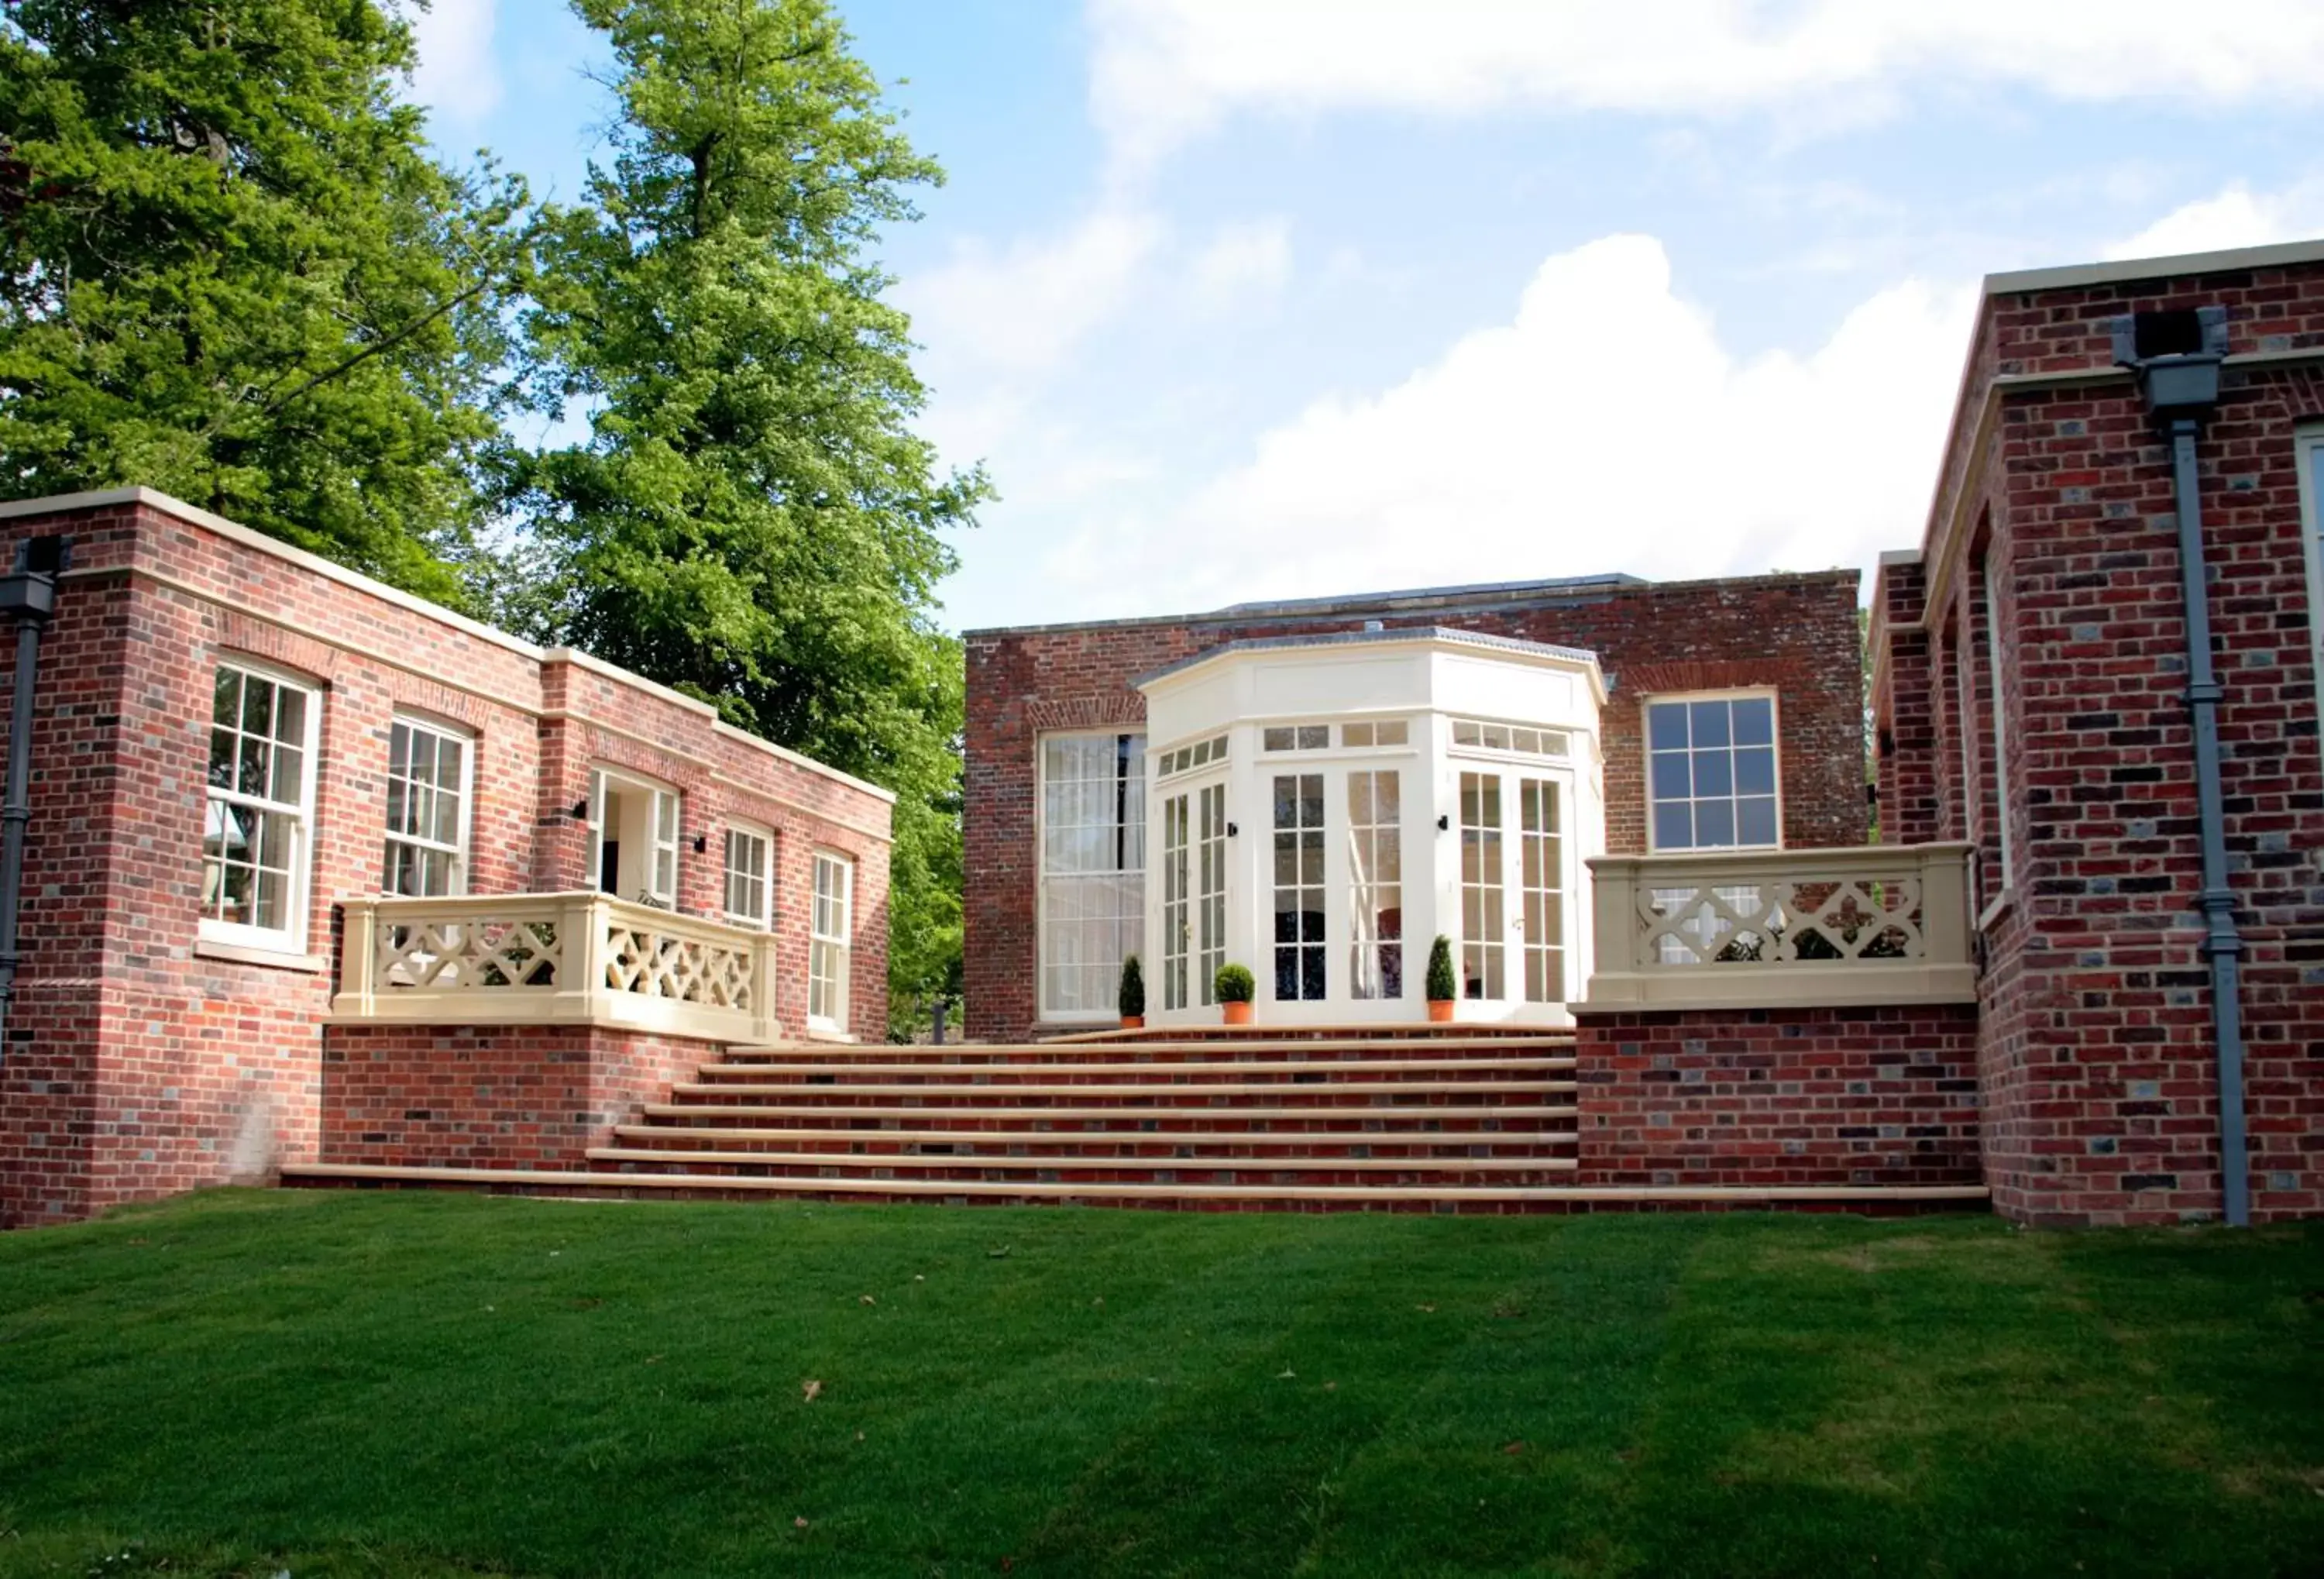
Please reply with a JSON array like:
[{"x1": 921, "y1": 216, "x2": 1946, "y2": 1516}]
[
  {"x1": 0, "y1": 0, "x2": 528, "y2": 602},
  {"x1": 518, "y1": 0, "x2": 987, "y2": 1034}
]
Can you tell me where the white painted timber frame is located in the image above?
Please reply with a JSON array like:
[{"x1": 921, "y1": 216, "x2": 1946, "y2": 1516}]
[
  {"x1": 1580, "y1": 842, "x2": 1976, "y2": 1012},
  {"x1": 332, "y1": 891, "x2": 782, "y2": 1044}
]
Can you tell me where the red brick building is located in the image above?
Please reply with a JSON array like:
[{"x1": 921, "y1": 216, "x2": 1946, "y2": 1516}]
[
  {"x1": 0, "y1": 488, "x2": 892, "y2": 1226},
  {"x1": 1872, "y1": 239, "x2": 2324, "y2": 1226},
  {"x1": 967, "y1": 237, "x2": 2324, "y2": 1227}
]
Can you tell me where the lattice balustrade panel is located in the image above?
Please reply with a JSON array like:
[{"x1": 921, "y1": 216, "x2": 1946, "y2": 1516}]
[
  {"x1": 379, "y1": 919, "x2": 561, "y2": 989},
  {"x1": 1640, "y1": 875, "x2": 1924, "y2": 966},
  {"x1": 603, "y1": 925, "x2": 756, "y2": 1010}
]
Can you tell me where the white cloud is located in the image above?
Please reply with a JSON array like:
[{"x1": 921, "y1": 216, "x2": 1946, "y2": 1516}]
[
  {"x1": 1059, "y1": 234, "x2": 1974, "y2": 614},
  {"x1": 407, "y1": 0, "x2": 503, "y2": 126},
  {"x1": 2103, "y1": 179, "x2": 2324, "y2": 260},
  {"x1": 1090, "y1": 0, "x2": 2324, "y2": 166},
  {"x1": 900, "y1": 208, "x2": 1165, "y2": 381},
  {"x1": 1187, "y1": 218, "x2": 1294, "y2": 311}
]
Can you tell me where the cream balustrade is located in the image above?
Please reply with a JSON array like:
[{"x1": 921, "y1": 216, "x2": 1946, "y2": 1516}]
[
  {"x1": 332, "y1": 891, "x2": 781, "y2": 1044},
  {"x1": 1580, "y1": 842, "x2": 1976, "y2": 1010}
]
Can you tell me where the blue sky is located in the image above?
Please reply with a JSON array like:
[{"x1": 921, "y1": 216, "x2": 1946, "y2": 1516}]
[{"x1": 409, "y1": 0, "x2": 2324, "y2": 632}]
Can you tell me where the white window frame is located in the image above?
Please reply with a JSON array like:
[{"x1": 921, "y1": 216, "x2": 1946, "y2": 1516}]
[
  {"x1": 809, "y1": 850, "x2": 854, "y2": 1032},
  {"x1": 1643, "y1": 689, "x2": 1783, "y2": 854},
  {"x1": 1982, "y1": 557, "x2": 2014, "y2": 890},
  {"x1": 724, "y1": 822, "x2": 775, "y2": 931},
  {"x1": 2296, "y1": 429, "x2": 2324, "y2": 773},
  {"x1": 382, "y1": 713, "x2": 473, "y2": 898},
  {"x1": 1035, "y1": 729, "x2": 1147, "y2": 1023},
  {"x1": 587, "y1": 767, "x2": 682, "y2": 908},
  {"x1": 201, "y1": 659, "x2": 321, "y2": 955}
]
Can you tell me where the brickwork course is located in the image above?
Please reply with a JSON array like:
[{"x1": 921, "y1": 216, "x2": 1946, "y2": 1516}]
[{"x1": 0, "y1": 490, "x2": 893, "y2": 1226}]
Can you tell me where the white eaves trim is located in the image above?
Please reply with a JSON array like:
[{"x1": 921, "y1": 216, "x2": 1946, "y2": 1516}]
[{"x1": 0, "y1": 485, "x2": 896, "y2": 807}]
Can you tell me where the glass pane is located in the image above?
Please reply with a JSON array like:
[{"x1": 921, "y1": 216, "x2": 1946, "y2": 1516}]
[
  {"x1": 1732, "y1": 697, "x2": 1775, "y2": 746},
  {"x1": 208, "y1": 729, "x2": 236, "y2": 790},
  {"x1": 213, "y1": 669, "x2": 241, "y2": 727},
  {"x1": 218, "y1": 861, "x2": 253, "y2": 925},
  {"x1": 1690, "y1": 699, "x2": 1731, "y2": 748},
  {"x1": 273, "y1": 687, "x2": 304, "y2": 745},
  {"x1": 238, "y1": 735, "x2": 270, "y2": 796},
  {"x1": 432, "y1": 785, "x2": 461, "y2": 847},
  {"x1": 241, "y1": 676, "x2": 273, "y2": 736},
  {"x1": 272, "y1": 743, "x2": 303, "y2": 804},
  {"x1": 1648, "y1": 703, "x2": 1689, "y2": 752},
  {"x1": 1739, "y1": 796, "x2": 1779, "y2": 847},
  {"x1": 1263, "y1": 727, "x2": 1294, "y2": 752},
  {"x1": 1342, "y1": 722, "x2": 1373, "y2": 748},
  {"x1": 1347, "y1": 772, "x2": 1373, "y2": 824},
  {"x1": 1736, "y1": 747, "x2": 1776, "y2": 796},
  {"x1": 1654, "y1": 803, "x2": 1693, "y2": 850},
  {"x1": 1692, "y1": 750, "x2": 1733, "y2": 797},
  {"x1": 1376, "y1": 720, "x2": 1408, "y2": 746},
  {"x1": 1650, "y1": 752, "x2": 1690, "y2": 800},
  {"x1": 1298, "y1": 774, "x2": 1322, "y2": 825},
  {"x1": 1696, "y1": 800, "x2": 1737, "y2": 847},
  {"x1": 253, "y1": 869, "x2": 286, "y2": 930},
  {"x1": 1481, "y1": 724, "x2": 1511, "y2": 751}
]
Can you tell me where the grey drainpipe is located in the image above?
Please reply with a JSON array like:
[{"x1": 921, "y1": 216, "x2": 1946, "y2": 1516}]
[
  {"x1": 2114, "y1": 308, "x2": 2249, "y2": 1226},
  {"x1": 0, "y1": 534, "x2": 66, "y2": 1064}
]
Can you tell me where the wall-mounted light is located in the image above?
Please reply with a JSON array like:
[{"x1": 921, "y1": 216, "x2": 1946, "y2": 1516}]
[
  {"x1": 692, "y1": 834, "x2": 708, "y2": 854},
  {"x1": 568, "y1": 798, "x2": 590, "y2": 820},
  {"x1": 1226, "y1": 821, "x2": 1239, "y2": 838},
  {"x1": 1437, "y1": 814, "x2": 1450, "y2": 831}
]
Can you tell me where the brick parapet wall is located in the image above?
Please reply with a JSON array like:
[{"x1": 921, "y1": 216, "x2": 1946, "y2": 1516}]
[
  {"x1": 0, "y1": 492, "x2": 890, "y2": 1225},
  {"x1": 1571, "y1": 1006, "x2": 1984, "y2": 1189},
  {"x1": 1874, "y1": 254, "x2": 2324, "y2": 1224},
  {"x1": 966, "y1": 573, "x2": 1865, "y2": 1041},
  {"x1": 321, "y1": 1023, "x2": 713, "y2": 1171}
]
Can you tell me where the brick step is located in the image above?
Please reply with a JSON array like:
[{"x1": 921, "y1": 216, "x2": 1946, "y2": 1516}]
[
  {"x1": 586, "y1": 1148, "x2": 1581, "y2": 1184},
  {"x1": 638, "y1": 1101, "x2": 1580, "y2": 1128},
  {"x1": 283, "y1": 1163, "x2": 1992, "y2": 1214},
  {"x1": 695, "y1": 1056, "x2": 1578, "y2": 1082},
  {"x1": 728, "y1": 1036, "x2": 1576, "y2": 1065},
  {"x1": 665, "y1": 1079, "x2": 1574, "y2": 1105},
  {"x1": 1035, "y1": 1024, "x2": 1569, "y2": 1044},
  {"x1": 612, "y1": 1124, "x2": 1576, "y2": 1157}
]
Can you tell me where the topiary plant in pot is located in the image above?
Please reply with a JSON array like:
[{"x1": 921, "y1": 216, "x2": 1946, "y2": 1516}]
[
  {"x1": 1213, "y1": 962, "x2": 1256, "y2": 1027},
  {"x1": 1425, "y1": 934, "x2": 1458, "y2": 1022},
  {"x1": 1118, "y1": 953, "x2": 1145, "y2": 1029}
]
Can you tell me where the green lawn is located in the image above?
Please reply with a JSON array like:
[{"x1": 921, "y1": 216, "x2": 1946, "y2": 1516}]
[{"x1": 0, "y1": 1192, "x2": 2318, "y2": 1578}]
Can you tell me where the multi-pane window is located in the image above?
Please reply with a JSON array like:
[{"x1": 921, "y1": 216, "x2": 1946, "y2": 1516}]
[
  {"x1": 1040, "y1": 732, "x2": 1146, "y2": 1017},
  {"x1": 382, "y1": 717, "x2": 469, "y2": 896},
  {"x1": 1339, "y1": 720, "x2": 1409, "y2": 748},
  {"x1": 724, "y1": 826, "x2": 772, "y2": 929},
  {"x1": 1518, "y1": 779, "x2": 1564, "y2": 1003},
  {"x1": 1346, "y1": 769, "x2": 1403, "y2": 999},
  {"x1": 1982, "y1": 559, "x2": 2013, "y2": 889},
  {"x1": 1261, "y1": 724, "x2": 1331, "y2": 752},
  {"x1": 810, "y1": 851, "x2": 853, "y2": 1030},
  {"x1": 1272, "y1": 772, "x2": 1326, "y2": 1000},
  {"x1": 1459, "y1": 772, "x2": 1505, "y2": 999},
  {"x1": 1647, "y1": 695, "x2": 1779, "y2": 851},
  {"x1": 1451, "y1": 719, "x2": 1568, "y2": 757},
  {"x1": 203, "y1": 664, "x2": 317, "y2": 948},
  {"x1": 1156, "y1": 734, "x2": 1229, "y2": 779}
]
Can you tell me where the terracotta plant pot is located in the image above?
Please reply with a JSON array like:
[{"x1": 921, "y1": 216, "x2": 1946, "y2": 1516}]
[
  {"x1": 1119, "y1": 1015, "x2": 1143, "y2": 1030},
  {"x1": 1222, "y1": 1000, "x2": 1253, "y2": 1027},
  {"x1": 1427, "y1": 999, "x2": 1456, "y2": 1023}
]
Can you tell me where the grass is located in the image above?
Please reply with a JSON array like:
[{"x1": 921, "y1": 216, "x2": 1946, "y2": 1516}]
[{"x1": 0, "y1": 1192, "x2": 2318, "y2": 1578}]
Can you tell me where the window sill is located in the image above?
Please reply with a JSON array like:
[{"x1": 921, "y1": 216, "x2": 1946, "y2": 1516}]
[
  {"x1": 1976, "y1": 887, "x2": 2016, "y2": 934},
  {"x1": 194, "y1": 937, "x2": 326, "y2": 973}
]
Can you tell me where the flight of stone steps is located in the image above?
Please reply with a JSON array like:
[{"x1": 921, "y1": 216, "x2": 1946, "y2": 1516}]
[{"x1": 584, "y1": 1027, "x2": 1580, "y2": 1210}]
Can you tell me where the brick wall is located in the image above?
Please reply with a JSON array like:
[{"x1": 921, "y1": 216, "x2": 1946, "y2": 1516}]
[
  {"x1": 1876, "y1": 251, "x2": 2324, "y2": 1226},
  {"x1": 966, "y1": 573, "x2": 1865, "y2": 1041},
  {"x1": 1572, "y1": 1006, "x2": 1984, "y2": 1189},
  {"x1": 0, "y1": 490, "x2": 892, "y2": 1226},
  {"x1": 321, "y1": 1024, "x2": 713, "y2": 1171}
]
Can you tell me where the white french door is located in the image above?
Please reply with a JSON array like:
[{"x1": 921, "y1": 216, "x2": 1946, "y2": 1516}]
[
  {"x1": 1459, "y1": 769, "x2": 1573, "y2": 1012},
  {"x1": 1160, "y1": 790, "x2": 1191, "y2": 1011},
  {"x1": 1196, "y1": 783, "x2": 1226, "y2": 1004}
]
